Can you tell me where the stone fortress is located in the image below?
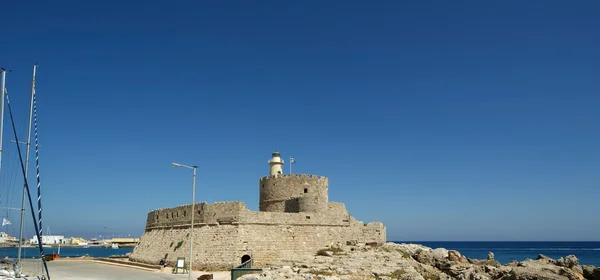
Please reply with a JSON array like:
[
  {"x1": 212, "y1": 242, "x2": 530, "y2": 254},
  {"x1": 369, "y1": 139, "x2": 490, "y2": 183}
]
[{"x1": 129, "y1": 151, "x2": 386, "y2": 270}]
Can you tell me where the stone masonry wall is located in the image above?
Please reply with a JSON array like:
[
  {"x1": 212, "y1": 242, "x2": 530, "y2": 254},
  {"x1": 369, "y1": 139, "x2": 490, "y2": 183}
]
[
  {"x1": 259, "y1": 174, "x2": 328, "y2": 212},
  {"x1": 129, "y1": 225, "x2": 242, "y2": 270},
  {"x1": 130, "y1": 220, "x2": 385, "y2": 271},
  {"x1": 145, "y1": 201, "x2": 246, "y2": 229},
  {"x1": 130, "y1": 201, "x2": 386, "y2": 270},
  {"x1": 238, "y1": 221, "x2": 386, "y2": 268}
]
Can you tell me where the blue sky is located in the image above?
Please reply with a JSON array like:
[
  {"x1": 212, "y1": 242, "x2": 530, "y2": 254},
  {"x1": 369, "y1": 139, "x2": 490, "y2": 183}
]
[{"x1": 0, "y1": 1, "x2": 598, "y2": 241}]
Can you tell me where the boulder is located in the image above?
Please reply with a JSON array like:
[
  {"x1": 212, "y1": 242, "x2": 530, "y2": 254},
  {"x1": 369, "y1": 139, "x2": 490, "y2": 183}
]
[
  {"x1": 581, "y1": 266, "x2": 595, "y2": 280},
  {"x1": 506, "y1": 261, "x2": 519, "y2": 267},
  {"x1": 538, "y1": 254, "x2": 557, "y2": 265},
  {"x1": 504, "y1": 267, "x2": 570, "y2": 280},
  {"x1": 432, "y1": 248, "x2": 449, "y2": 260},
  {"x1": 558, "y1": 267, "x2": 586, "y2": 280},
  {"x1": 557, "y1": 256, "x2": 579, "y2": 268},
  {"x1": 468, "y1": 258, "x2": 502, "y2": 268},
  {"x1": 414, "y1": 250, "x2": 436, "y2": 266},
  {"x1": 448, "y1": 250, "x2": 468, "y2": 263},
  {"x1": 565, "y1": 256, "x2": 580, "y2": 268}
]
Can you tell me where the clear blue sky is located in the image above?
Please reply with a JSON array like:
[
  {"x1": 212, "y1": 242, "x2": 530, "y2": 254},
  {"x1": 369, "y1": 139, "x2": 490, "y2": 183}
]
[{"x1": 0, "y1": 1, "x2": 598, "y2": 241}]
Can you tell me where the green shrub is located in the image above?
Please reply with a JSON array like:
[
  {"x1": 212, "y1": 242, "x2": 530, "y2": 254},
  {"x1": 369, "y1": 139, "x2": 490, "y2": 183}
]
[
  {"x1": 398, "y1": 249, "x2": 410, "y2": 259},
  {"x1": 174, "y1": 240, "x2": 184, "y2": 251},
  {"x1": 424, "y1": 274, "x2": 439, "y2": 280},
  {"x1": 382, "y1": 269, "x2": 407, "y2": 279}
]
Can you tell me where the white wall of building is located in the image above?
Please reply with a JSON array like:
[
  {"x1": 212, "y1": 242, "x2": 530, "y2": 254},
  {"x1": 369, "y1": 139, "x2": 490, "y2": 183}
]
[{"x1": 30, "y1": 235, "x2": 65, "y2": 245}]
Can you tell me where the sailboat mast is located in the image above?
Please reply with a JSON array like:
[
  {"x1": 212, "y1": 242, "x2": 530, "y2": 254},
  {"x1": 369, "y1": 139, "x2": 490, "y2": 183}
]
[
  {"x1": 17, "y1": 63, "x2": 37, "y2": 275},
  {"x1": 0, "y1": 68, "x2": 6, "y2": 172},
  {"x1": 4, "y1": 87, "x2": 51, "y2": 280}
]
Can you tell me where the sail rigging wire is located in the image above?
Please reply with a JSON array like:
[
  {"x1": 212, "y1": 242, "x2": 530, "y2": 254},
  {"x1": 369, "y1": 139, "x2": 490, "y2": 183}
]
[
  {"x1": 4, "y1": 89, "x2": 50, "y2": 280},
  {"x1": 33, "y1": 86, "x2": 43, "y2": 238}
]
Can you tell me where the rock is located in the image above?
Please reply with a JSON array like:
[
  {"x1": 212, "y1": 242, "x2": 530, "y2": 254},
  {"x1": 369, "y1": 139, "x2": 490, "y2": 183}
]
[
  {"x1": 399, "y1": 271, "x2": 425, "y2": 280},
  {"x1": 594, "y1": 268, "x2": 600, "y2": 280},
  {"x1": 448, "y1": 250, "x2": 468, "y2": 263},
  {"x1": 538, "y1": 254, "x2": 558, "y2": 265},
  {"x1": 472, "y1": 272, "x2": 492, "y2": 280},
  {"x1": 506, "y1": 267, "x2": 570, "y2": 280},
  {"x1": 565, "y1": 256, "x2": 580, "y2": 268},
  {"x1": 346, "y1": 240, "x2": 358, "y2": 246},
  {"x1": 506, "y1": 261, "x2": 519, "y2": 267},
  {"x1": 242, "y1": 242, "x2": 591, "y2": 280},
  {"x1": 581, "y1": 266, "x2": 595, "y2": 280},
  {"x1": 556, "y1": 256, "x2": 579, "y2": 268},
  {"x1": 432, "y1": 248, "x2": 449, "y2": 261},
  {"x1": 414, "y1": 250, "x2": 436, "y2": 266},
  {"x1": 238, "y1": 274, "x2": 262, "y2": 280},
  {"x1": 558, "y1": 267, "x2": 586, "y2": 280},
  {"x1": 468, "y1": 258, "x2": 501, "y2": 268}
]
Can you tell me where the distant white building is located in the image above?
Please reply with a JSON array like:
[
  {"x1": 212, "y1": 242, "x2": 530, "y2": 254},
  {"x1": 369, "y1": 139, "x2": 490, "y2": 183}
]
[
  {"x1": 30, "y1": 235, "x2": 65, "y2": 245},
  {"x1": 0, "y1": 232, "x2": 16, "y2": 243}
]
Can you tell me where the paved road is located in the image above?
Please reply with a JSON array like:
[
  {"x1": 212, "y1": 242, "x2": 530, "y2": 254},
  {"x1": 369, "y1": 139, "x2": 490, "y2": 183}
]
[{"x1": 17, "y1": 259, "x2": 231, "y2": 280}]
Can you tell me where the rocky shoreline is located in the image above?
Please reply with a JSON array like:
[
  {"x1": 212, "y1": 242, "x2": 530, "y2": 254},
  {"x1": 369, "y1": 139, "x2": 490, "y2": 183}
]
[{"x1": 241, "y1": 242, "x2": 600, "y2": 280}]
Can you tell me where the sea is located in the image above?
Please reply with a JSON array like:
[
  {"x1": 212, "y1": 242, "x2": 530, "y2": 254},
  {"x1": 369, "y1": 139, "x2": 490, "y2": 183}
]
[
  {"x1": 0, "y1": 247, "x2": 134, "y2": 259},
  {"x1": 1, "y1": 242, "x2": 598, "y2": 267},
  {"x1": 393, "y1": 241, "x2": 600, "y2": 266}
]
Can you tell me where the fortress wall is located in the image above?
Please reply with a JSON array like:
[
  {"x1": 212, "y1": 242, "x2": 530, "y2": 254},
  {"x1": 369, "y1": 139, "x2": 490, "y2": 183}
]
[
  {"x1": 240, "y1": 207, "x2": 349, "y2": 226},
  {"x1": 327, "y1": 202, "x2": 350, "y2": 216},
  {"x1": 259, "y1": 174, "x2": 328, "y2": 212},
  {"x1": 146, "y1": 200, "x2": 355, "y2": 230},
  {"x1": 202, "y1": 201, "x2": 247, "y2": 225},
  {"x1": 129, "y1": 225, "x2": 243, "y2": 271},
  {"x1": 130, "y1": 219, "x2": 386, "y2": 271},
  {"x1": 230, "y1": 220, "x2": 386, "y2": 268},
  {"x1": 145, "y1": 201, "x2": 247, "y2": 229}
]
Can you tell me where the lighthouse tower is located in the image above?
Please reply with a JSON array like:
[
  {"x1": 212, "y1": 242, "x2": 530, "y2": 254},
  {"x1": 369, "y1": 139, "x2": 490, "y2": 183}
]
[{"x1": 268, "y1": 150, "x2": 284, "y2": 176}]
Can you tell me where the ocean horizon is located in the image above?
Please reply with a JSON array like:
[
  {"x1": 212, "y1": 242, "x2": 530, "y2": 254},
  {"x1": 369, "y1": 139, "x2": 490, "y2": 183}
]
[{"x1": 393, "y1": 241, "x2": 600, "y2": 266}]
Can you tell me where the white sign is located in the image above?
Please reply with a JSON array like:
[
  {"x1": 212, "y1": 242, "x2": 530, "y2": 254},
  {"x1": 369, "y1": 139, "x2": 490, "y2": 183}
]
[{"x1": 177, "y1": 259, "x2": 185, "y2": 268}]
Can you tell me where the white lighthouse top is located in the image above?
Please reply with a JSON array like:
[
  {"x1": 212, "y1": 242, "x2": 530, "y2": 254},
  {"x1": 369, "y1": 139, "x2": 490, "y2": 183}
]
[{"x1": 268, "y1": 150, "x2": 284, "y2": 176}]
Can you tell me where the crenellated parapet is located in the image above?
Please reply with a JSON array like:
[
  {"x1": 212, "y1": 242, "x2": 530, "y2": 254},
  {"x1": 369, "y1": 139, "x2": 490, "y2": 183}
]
[
  {"x1": 259, "y1": 173, "x2": 328, "y2": 182},
  {"x1": 145, "y1": 201, "x2": 249, "y2": 229}
]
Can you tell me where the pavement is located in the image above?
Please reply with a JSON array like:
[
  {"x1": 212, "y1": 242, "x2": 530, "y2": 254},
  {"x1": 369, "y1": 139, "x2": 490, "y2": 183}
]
[{"x1": 15, "y1": 259, "x2": 232, "y2": 280}]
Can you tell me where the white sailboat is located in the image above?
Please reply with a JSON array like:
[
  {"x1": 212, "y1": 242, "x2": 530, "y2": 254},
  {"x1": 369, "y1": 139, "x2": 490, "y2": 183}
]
[{"x1": 0, "y1": 65, "x2": 51, "y2": 279}]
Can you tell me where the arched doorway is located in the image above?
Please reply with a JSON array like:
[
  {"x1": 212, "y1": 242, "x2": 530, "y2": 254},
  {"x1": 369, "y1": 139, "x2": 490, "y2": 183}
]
[{"x1": 241, "y1": 255, "x2": 251, "y2": 264}]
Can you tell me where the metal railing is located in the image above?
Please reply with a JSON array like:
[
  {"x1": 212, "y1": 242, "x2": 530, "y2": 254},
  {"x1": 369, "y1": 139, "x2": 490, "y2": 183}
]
[{"x1": 231, "y1": 258, "x2": 262, "y2": 280}]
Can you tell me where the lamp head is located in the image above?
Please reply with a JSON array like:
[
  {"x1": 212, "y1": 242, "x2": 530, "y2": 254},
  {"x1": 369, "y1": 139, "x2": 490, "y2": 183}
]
[{"x1": 172, "y1": 162, "x2": 182, "y2": 167}]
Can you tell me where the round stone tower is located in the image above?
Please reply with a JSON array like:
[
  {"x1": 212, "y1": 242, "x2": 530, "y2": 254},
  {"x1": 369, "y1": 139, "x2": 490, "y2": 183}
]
[
  {"x1": 259, "y1": 151, "x2": 328, "y2": 213},
  {"x1": 268, "y1": 150, "x2": 284, "y2": 176}
]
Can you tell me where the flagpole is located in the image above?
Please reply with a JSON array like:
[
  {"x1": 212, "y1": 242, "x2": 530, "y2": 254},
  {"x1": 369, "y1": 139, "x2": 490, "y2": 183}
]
[{"x1": 289, "y1": 156, "x2": 292, "y2": 174}]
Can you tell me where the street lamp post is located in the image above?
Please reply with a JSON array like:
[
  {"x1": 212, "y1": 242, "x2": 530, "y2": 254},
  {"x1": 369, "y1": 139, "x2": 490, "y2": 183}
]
[{"x1": 172, "y1": 162, "x2": 198, "y2": 280}]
